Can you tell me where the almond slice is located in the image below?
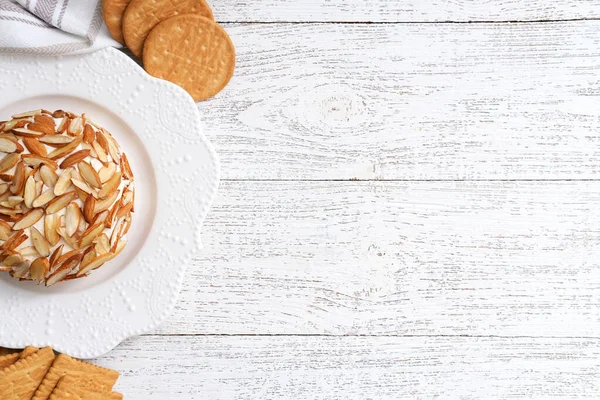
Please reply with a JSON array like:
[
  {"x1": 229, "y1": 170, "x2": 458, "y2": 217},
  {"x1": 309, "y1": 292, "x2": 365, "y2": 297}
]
[
  {"x1": 106, "y1": 201, "x2": 119, "y2": 228},
  {"x1": 22, "y1": 137, "x2": 48, "y2": 157},
  {"x1": 34, "y1": 114, "x2": 55, "y2": 128},
  {"x1": 104, "y1": 133, "x2": 121, "y2": 161},
  {"x1": 79, "y1": 222, "x2": 105, "y2": 248},
  {"x1": 40, "y1": 165, "x2": 58, "y2": 188},
  {"x1": 10, "y1": 161, "x2": 24, "y2": 195},
  {"x1": 98, "y1": 163, "x2": 116, "y2": 183},
  {"x1": 60, "y1": 149, "x2": 90, "y2": 169},
  {"x1": 23, "y1": 175, "x2": 36, "y2": 208},
  {"x1": 12, "y1": 109, "x2": 41, "y2": 119},
  {"x1": 47, "y1": 136, "x2": 82, "y2": 160},
  {"x1": 30, "y1": 257, "x2": 49, "y2": 283},
  {"x1": 65, "y1": 202, "x2": 81, "y2": 237},
  {"x1": 22, "y1": 154, "x2": 59, "y2": 170},
  {"x1": 26, "y1": 122, "x2": 54, "y2": 135},
  {"x1": 0, "y1": 137, "x2": 19, "y2": 153},
  {"x1": 46, "y1": 253, "x2": 83, "y2": 286},
  {"x1": 30, "y1": 226, "x2": 50, "y2": 257},
  {"x1": 95, "y1": 130, "x2": 110, "y2": 153},
  {"x1": 120, "y1": 153, "x2": 134, "y2": 180},
  {"x1": 83, "y1": 195, "x2": 96, "y2": 223},
  {"x1": 80, "y1": 247, "x2": 97, "y2": 270},
  {"x1": 4, "y1": 253, "x2": 23, "y2": 266},
  {"x1": 39, "y1": 135, "x2": 75, "y2": 146},
  {"x1": 19, "y1": 246, "x2": 40, "y2": 258},
  {"x1": 0, "y1": 174, "x2": 12, "y2": 182},
  {"x1": 0, "y1": 220, "x2": 10, "y2": 240},
  {"x1": 68, "y1": 117, "x2": 83, "y2": 136},
  {"x1": 43, "y1": 214, "x2": 60, "y2": 247},
  {"x1": 78, "y1": 161, "x2": 101, "y2": 188},
  {"x1": 92, "y1": 140, "x2": 108, "y2": 163},
  {"x1": 2, "y1": 230, "x2": 26, "y2": 251},
  {"x1": 54, "y1": 168, "x2": 73, "y2": 196},
  {"x1": 71, "y1": 178, "x2": 98, "y2": 199},
  {"x1": 78, "y1": 211, "x2": 87, "y2": 232},
  {"x1": 93, "y1": 189, "x2": 119, "y2": 214},
  {"x1": 12, "y1": 128, "x2": 45, "y2": 138},
  {"x1": 98, "y1": 171, "x2": 121, "y2": 199},
  {"x1": 95, "y1": 233, "x2": 111, "y2": 255},
  {"x1": 0, "y1": 153, "x2": 19, "y2": 173},
  {"x1": 77, "y1": 251, "x2": 119, "y2": 277},
  {"x1": 48, "y1": 245, "x2": 63, "y2": 272},
  {"x1": 91, "y1": 209, "x2": 108, "y2": 226},
  {"x1": 83, "y1": 124, "x2": 96, "y2": 143},
  {"x1": 10, "y1": 261, "x2": 30, "y2": 279},
  {"x1": 32, "y1": 189, "x2": 56, "y2": 208},
  {"x1": 12, "y1": 208, "x2": 44, "y2": 230},
  {"x1": 46, "y1": 191, "x2": 75, "y2": 214},
  {"x1": 57, "y1": 226, "x2": 80, "y2": 249},
  {"x1": 0, "y1": 184, "x2": 8, "y2": 196},
  {"x1": 73, "y1": 186, "x2": 89, "y2": 202}
]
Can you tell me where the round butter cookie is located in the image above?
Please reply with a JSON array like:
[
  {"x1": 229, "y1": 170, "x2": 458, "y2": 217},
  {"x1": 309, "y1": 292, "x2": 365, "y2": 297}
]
[
  {"x1": 123, "y1": 0, "x2": 214, "y2": 57},
  {"x1": 102, "y1": 0, "x2": 133, "y2": 45},
  {"x1": 0, "y1": 109, "x2": 134, "y2": 286},
  {"x1": 143, "y1": 15, "x2": 235, "y2": 101}
]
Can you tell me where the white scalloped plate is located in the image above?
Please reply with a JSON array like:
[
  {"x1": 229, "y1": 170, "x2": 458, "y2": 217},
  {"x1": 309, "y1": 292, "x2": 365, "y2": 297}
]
[{"x1": 0, "y1": 48, "x2": 219, "y2": 358}]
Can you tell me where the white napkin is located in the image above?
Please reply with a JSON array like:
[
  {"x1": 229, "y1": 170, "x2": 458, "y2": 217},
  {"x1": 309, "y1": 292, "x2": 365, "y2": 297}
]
[{"x1": 0, "y1": 0, "x2": 120, "y2": 54}]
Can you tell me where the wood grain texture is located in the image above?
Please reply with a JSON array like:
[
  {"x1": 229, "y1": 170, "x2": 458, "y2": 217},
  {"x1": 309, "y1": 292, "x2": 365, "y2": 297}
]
[
  {"x1": 156, "y1": 180, "x2": 600, "y2": 336},
  {"x1": 98, "y1": 335, "x2": 600, "y2": 399},
  {"x1": 210, "y1": 1, "x2": 600, "y2": 22},
  {"x1": 201, "y1": 21, "x2": 600, "y2": 180}
]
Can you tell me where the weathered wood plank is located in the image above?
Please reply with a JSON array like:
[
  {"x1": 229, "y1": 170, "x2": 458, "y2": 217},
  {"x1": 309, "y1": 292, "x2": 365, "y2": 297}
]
[
  {"x1": 202, "y1": 21, "x2": 600, "y2": 180},
  {"x1": 211, "y1": 1, "x2": 600, "y2": 22},
  {"x1": 99, "y1": 335, "x2": 600, "y2": 399},
  {"x1": 156, "y1": 180, "x2": 600, "y2": 336}
]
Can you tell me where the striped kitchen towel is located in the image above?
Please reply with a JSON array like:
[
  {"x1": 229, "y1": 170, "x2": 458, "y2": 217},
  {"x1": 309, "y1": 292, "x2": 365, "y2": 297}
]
[{"x1": 0, "y1": 0, "x2": 119, "y2": 54}]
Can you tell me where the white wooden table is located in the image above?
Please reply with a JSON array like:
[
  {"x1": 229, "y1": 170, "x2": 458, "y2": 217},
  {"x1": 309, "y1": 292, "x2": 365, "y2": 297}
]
[{"x1": 96, "y1": 2, "x2": 600, "y2": 398}]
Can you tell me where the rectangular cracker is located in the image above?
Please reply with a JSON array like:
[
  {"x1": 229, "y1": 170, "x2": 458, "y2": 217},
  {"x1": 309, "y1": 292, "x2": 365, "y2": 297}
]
[
  {"x1": 0, "y1": 346, "x2": 55, "y2": 400},
  {"x1": 20, "y1": 346, "x2": 39, "y2": 359},
  {"x1": 0, "y1": 347, "x2": 18, "y2": 356},
  {"x1": 32, "y1": 353, "x2": 119, "y2": 400},
  {"x1": 0, "y1": 352, "x2": 20, "y2": 369},
  {"x1": 49, "y1": 376, "x2": 123, "y2": 400}
]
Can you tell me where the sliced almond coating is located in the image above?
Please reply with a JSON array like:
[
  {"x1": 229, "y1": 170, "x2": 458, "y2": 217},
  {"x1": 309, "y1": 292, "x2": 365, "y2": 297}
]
[
  {"x1": 104, "y1": 133, "x2": 121, "y2": 161},
  {"x1": 54, "y1": 248, "x2": 79, "y2": 269},
  {"x1": 11, "y1": 261, "x2": 30, "y2": 278},
  {"x1": 71, "y1": 178, "x2": 98, "y2": 199},
  {"x1": 57, "y1": 226, "x2": 80, "y2": 249},
  {"x1": 26, "y1": 122, "x2": 54, "y2": 135},
  {"x1": 35, "y1": 180, "x2": 43, "y2": 197},
  {"x1": 80, "y1": 247, "x2": 97, "y2": 270},
  {"x1": 120, "y1": 153, "x2": 134, "y2": 180},
  {"x1": 12, "y1": 208, "x2": 43, "y2": 230},
  {"x1": 47, "y1": 136, "x2": 82, "y2": 160},
  {"x1": 93, "y1": 189, "x2": 119, "y2": 214},
  {"x1": 78, "y1": 161, "x2": 101, "y2": 188},
  {"x1": 83, "y1": 124, "x2": 96, "y2": 143},
  {"x1": 30, "y1": 257, "x2": 49, "y2": 283},
  {"x1": 95, "y1": 233, "x2": 111, "y2": 255},
  {"x1": 52, "y1": 110, "x2": 67, "y2": 118},
  {"x1": 0, "y1": 220, "x2": 10, "y2": 240},
  {"x1": 122, "y1": 189, "x2": 134, "y2": 205},
  {"x1": 98, "y1": 171, "x2": 121, "y2": 199},
  {"x1": 40, "y1": 165, "x2": 58, "y2": 188},
  {"x1": 10, "y1": 161, "x2": 24, "y2": 195},
  {"x1": 23, "y1": 176, "x2": 36, "y2": 208},
  {"x1": 91, "y1": 209, "x2": 108, "y2": 226},
  {"x1": 79, "y1": 222, "x2": 104, "y2": 248},
  {"x1": 95, "y1": 129, "x2": 110, "y2": 152},
  {"x1": 106, "y1": 201, "x2": 119, "y2": 228},
  {"x1": 77, "y1": 251, "x2": 118, "y2": 276},
  {"x1": 2, "y1": 230, "x2": 25, "y2": 251},
  {"x1": 46, "y1": 254, "x2": 83, "y2": 286},
  {"x1": 32, "y1": 189, "x2": 56, "y2": 208},
  {"x1": 92, "y1": 140, "x2": 108, "y2": 163},
  {"x1": 48, "y1": 244, "x2": 63, "y2": 271},
  {"x1": 12, "y1": 128, "x2": 45, "y2": 138},
  {"x1": 45, "y1": 191, "x2": 75, "y2": 214},
  {"x1": 98, "y1": 163, "x2": 117, "y2": 183},
  {"x1": 67, "y1": 116, "x2": 83, "y2": 136},
  {"x1": 0, "y1": 184, "x2": 8, "y2": 197},
  {"x1": 60, "y1": 149, "x2": 90, "y2": 169},
  {"x1": 3, "y1": 253, "x2": 22, "y2": 266},
  {"x1": 0, "y1": 137, "x2": 19, "y2": 153},
  {"x1": 83, "y1": 195, "x2": 96, "y2": 223},
  {"x1": 39, "y1": 134, "x2": 74, "y2": 146},
  {"x1": 6, "y1": 196, "x2": 23, "y2": 207},
  {"x1": 34, "y1": 114, "x2": 55, "y2": 128},
  {"x1": 56, "y1": 117, "x2": 68, "y2": 134},
  {"x1": 73, "y1": 186, "x2": 89, "y2": 202},
  {"x1": 22, "y1": 137, "x2": 48, "y2": 157},
  {"x1": 110, "y1": 218, "x2": 124, "y2": 249},
  {"x1": 22, "y1": 154, "x2": 58, "y2": 170},
  {"x1": 19, "y1": 246, "x2": 40, "y2": 258},
  {"x1": 30, "y1": 226, "x2": 50, "y2": 257},
  {"x1": 0, "y1": 206, "x2": 18, "y2": 216},
  {"x1": 0, "y1": 174, "x2": 12, "y2": 182},
  {"x1": 12, "y1": 109, "x2": 41, "y2": 119},
  {"x1": 44, "y1": 214, "x2": 60, "y2": 246},
  {"x1": 54, "y1": 169, "x2": 73, "y2": 196},
  {"x1": 2, "y1": 119, "x2": 25, "y2": 132},
  {"x1": 0, "y1": 153, "x2": 19, "y2": 173},
  {"x1": 65, "y1": 203, "x2": 81, "y2": 237},
  {"x1": 78, "y1": 211, "x2": 87, "y2": 232}
]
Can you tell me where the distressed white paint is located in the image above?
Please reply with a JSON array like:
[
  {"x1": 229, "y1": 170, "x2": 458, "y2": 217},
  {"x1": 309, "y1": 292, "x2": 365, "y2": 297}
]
[
  {"x1": 156, "y1": 181, "x2": 600, "y2": 336},
  {"x1": 202, "y1": 21, "x2": 600, "y2": 180},
  {"x1": 97, "y1": 335, "x2": 600, "y2": 399},
  {"x1": 211, "y1": 1, "x2": 600, "y2": 22}
]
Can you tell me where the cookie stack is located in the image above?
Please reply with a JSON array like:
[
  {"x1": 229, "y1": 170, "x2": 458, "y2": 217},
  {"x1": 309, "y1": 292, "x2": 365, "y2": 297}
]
[
  {"x1": 103, "y1": 0, "x2": 235, "y2": 102},
  {"x1": 0, "y1": 346, "x2": 122, "y2": 399}
]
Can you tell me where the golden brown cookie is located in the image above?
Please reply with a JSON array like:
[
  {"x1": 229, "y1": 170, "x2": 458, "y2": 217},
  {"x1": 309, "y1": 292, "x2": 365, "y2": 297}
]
[
  {"x1": 102, "y1": 0, "x2": 133, "y2": 45},
  {"x1": 19, "y1": 346, "x2": 39, "y2": 359},
  {"x1": 0, "y1": 346, "x2": 55, "y2": 400},
  {"x1": 0, "y1": 352, "x2": 19, "y2": 369},
  {"x1": 49, "y1": 376, "x2": 123, "y2": 400},
  {"x1": 123, "y1": 0, "x2": 214, "y2": 57},
  {"x1": 143, "y1": 15, "x2": 235, "y2": 101},
  {"x1": 32, "y1": 353, "x2": 119, "y2": 400}
]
